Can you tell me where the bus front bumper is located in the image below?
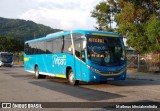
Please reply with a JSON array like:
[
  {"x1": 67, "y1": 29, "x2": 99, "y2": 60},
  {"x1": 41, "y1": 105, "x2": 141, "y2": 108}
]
[
  {"x1": 89, "y1": 68, "x2": 127, "y2": 82},
  {"x1": 0, "y1": 61, "x2": 13, "y2": 67}
]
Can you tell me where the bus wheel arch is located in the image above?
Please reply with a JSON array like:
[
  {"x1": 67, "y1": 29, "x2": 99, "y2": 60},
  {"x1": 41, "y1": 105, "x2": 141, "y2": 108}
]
[
  {"x1": 66, "y1": 67, "x2": 79, "y2": 85},
  {"x1": 66, "y1": 66, "x2": 72, "y2": 79},
  {"x1": 34, "y1": 64, "x2": 38, "y2": 71}
]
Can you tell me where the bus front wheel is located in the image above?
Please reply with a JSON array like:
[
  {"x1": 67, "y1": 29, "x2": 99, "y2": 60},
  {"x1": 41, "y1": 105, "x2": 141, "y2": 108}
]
[
  {"x1": 68, "y1": 69, "x2": 79, "y2": 85},
  {"x1": 35, "y1": 66, "x2": 46, "y2": 79}
]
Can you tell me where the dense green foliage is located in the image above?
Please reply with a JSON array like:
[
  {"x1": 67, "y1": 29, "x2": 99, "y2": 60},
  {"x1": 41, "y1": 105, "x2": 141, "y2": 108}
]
[
  {"x1": 91, "y1": 0, "x2": 160, "y2": 53},
  {"x1": 0, "y1": 17, "x2": 61, "y2": 52},
  {"x1": 91, "y1": 2, "x2": 113, "y2": 31},
  {"x1": 0, "y1": 17, "x2": 61, "y2": 41},
  {"x1": 0, "y1": 37, "x2": 23, "y2": 52}
]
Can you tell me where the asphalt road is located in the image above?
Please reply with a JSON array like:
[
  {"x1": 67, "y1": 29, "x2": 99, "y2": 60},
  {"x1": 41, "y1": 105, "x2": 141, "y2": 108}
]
[{"x1": 0, "y1": 66, "x2": 160, "y2": 111}]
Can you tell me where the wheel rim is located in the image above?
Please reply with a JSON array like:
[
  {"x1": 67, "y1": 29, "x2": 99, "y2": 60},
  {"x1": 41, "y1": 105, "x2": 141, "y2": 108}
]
[
  {"x1": 35, "y1": 67, "x2": 39, "y2": 77},
  {"x1": 69, "y1": 71, "x2": 74, "y2": 83}
]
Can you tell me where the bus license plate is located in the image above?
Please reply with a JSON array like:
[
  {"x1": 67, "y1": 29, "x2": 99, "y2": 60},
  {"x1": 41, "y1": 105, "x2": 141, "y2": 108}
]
[{"x1": 107, "y1": 78, "x2": 114, "y2": 80}]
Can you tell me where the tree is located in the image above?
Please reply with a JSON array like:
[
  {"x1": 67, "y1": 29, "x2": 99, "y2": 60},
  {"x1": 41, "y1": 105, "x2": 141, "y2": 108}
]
[
  {"x1": 0, "y1": 17, "x2": 61, "y2": 41},
  {"x1": 0, "y1": 17, "x2": 62, "y2": 53},
  {"x1": 0, "y1": 37, "x2": 6, "y2": 51},
  {"x1": 0, "y1": 37, "x2": 23, "y2": 52},
  {"x1": 145, "y1": 16, "x2": 160, "y2": 52},
  {"x1": 91, "y1": 1, "x2": 115, "y2": 31},
  {"x1": 91, "y1": 0, "x2": 160, "y2": 53},
  {"x1": 115, "y1": 0, "x2": 160, "y2": 53}
]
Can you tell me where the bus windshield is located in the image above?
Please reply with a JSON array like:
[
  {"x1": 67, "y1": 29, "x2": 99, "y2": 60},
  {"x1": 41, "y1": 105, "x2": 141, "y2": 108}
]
[
  {"x1": 0, "y1": 53, "x2": 13, "y2": 63},
  {"x1": 87, "y1": 35, "x2": 125, "y2": 66}
]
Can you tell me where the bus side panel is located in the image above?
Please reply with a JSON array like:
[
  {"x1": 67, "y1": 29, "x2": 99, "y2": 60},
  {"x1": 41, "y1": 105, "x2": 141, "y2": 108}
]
[
  {"x1": 74, "y1": 58, "x2": 91, "y2": 82},
  {"x1": 46, "y1": 54, "x2": 54, "y2": 74},
  {"x1": 24, "y1": 55, "x2": 36, "y2": 72},
  {"x1": 33, "y1": 54, "x2": 54, "y2": 75},
  {"x1": 53, "y1": 54, "x2": 75, "y2": 78},
  {"x1": 81, "y1": 61, "x2": 90, "y2": 82},
  {"x1": 36, "y1": 54, "x2": 48, "y2": 74},
  {"x1": 74, "y1": 58, "x2": 81, "y2": 80},
  {"x1": 52, "y1": 54, "x2": 64, "y2": 76}
]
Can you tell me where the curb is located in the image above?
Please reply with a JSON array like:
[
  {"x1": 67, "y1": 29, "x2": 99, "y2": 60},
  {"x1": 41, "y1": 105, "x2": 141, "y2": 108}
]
[{"x1": 13, "y1": 65, "x2": 24, "y2": 67}]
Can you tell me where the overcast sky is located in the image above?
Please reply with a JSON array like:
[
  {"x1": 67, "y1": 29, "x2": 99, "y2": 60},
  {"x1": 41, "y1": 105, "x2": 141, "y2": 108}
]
[{"x1": 0, "y1": 0, "x2": 102, "y2": 30}]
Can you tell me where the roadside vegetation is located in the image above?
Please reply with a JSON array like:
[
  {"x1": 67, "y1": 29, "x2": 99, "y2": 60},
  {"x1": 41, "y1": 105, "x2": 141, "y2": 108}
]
[{"x1": 91, "y1": 0, "x2": 160, "y2": 53}]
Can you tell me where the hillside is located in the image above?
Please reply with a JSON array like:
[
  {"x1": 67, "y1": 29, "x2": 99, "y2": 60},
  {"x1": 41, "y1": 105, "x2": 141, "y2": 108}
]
[{"x1": 0, "y1": 17, "x2": 62, "y2": 41}]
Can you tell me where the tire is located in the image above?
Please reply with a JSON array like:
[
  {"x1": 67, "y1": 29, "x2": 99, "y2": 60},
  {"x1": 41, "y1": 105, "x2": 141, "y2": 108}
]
[
  {"x1": 68, "y1": 69, "x2": 79, "y2": 85},
  {"x1": 35, "y1": 66, "x2": 46, "y2": 79}
]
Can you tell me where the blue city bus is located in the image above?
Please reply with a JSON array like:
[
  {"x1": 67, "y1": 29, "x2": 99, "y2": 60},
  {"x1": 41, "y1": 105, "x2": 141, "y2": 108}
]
[
  {"x1": 24, "y1": 30, "x2": 126, "y2": 85},
  {"x1": 0, "y1": 52, "x2": 13, "y2": 67}
]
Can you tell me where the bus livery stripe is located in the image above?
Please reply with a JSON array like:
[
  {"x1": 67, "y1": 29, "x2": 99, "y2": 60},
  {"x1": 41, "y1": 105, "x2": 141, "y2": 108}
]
[
  {"x1": 25, "y1": 70, "x2": 66, "y2": 78},
  {"x1": 55, "y1": 74, "x2": 66, "y2": 78}
]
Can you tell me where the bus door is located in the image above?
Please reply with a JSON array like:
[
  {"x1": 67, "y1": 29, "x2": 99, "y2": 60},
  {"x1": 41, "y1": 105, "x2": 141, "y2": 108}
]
[{"x1": 73, "y1": 34, "x2": 87, "y2": 81}]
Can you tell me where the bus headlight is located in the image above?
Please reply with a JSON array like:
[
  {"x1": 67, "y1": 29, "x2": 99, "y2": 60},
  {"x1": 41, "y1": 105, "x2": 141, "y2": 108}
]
[{"x1": 87, "y1": 65, "x2": 100, "y2": 73}]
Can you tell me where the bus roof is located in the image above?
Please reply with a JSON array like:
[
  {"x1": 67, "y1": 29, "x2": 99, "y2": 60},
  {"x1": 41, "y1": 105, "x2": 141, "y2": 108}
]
[{"x1": 25, "y1": 30, "x2": 120, "y2": 43}]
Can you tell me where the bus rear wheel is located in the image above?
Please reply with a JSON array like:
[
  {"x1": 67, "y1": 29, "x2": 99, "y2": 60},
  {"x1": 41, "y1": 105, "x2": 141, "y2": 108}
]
[
  {"x1": 35, "y1": 66, "x2": 46, "y2": 79},
  {"x1": 68, "y1": 69, "x2": 79, "y2": 85}
]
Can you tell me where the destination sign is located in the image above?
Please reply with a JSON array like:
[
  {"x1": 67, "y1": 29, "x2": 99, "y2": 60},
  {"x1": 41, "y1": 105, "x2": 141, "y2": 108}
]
[
  {"x1": 88, "y1": 54, "x2": 105, "y2": 58},
  {"x1": 88, "y1": 38, "x2": 104, "y2": 43}
]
